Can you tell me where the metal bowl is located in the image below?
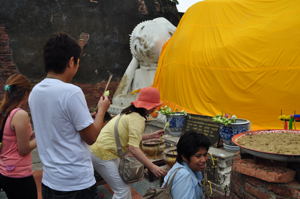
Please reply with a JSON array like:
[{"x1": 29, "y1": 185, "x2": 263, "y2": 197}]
[
  {"x1": 163, "y1": 146, "x2": 177, "y2": 167},
  {"x1": 232, "y1": 129, "x2": 300, "y2": 162},
  {"x1": 141, "y1": 139, "x2": 166, "y2": 157}
]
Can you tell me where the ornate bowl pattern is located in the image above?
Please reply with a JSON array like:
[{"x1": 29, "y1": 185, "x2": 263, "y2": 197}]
[
  {"x1": 219, "y1": 119, "x2": 250, "y2": 145},
  {"x1": 166, "y1": 113, "x2": 187, "y2": 136},
  {"x1": 163, "y1": 147, "x2": 177, "y2": 167},
  {"x1": 141, "y1": 139, "x2": 166, "y2": 157}
]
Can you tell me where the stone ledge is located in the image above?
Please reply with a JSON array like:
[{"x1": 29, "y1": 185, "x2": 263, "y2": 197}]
[{"x1": 209, "y1": 147, "x2": 237, "y2": 159}]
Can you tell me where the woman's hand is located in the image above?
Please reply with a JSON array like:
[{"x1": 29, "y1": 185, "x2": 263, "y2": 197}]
[
  {"x1": 128, "y1": 145, "x2": 167, "y2": 177},
  {"x1": 150, "y1": 165, "x2": 167, "y2": 177},
  {"x1": 148, "y1": 130, "x2": 164, "y2": 139}
]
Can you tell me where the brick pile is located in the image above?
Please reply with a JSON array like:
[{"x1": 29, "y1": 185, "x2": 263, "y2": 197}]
[
  {"x1": 233, "y1": 157, "x2": 295, "y2": 183},
  {"x1": 230, "y1": 156, "x2": 300, "y2": 199}
]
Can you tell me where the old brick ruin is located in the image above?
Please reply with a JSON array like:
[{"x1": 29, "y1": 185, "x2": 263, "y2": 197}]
[
  {"x1": 0, "y1": 25, "x2": 17, "y2": 98},
  {"x1": 0, "y1": 24, "x2": 117, "y2": 108},
  {"x1": 0, "y1": 0, "x2": 180, "y2": 82},
  {"x1": 230, "y1": 155, "x2": 300, "y2": 199},
  {"x1": 0, "y1": 0, "x2": 180, "y2": 108}
]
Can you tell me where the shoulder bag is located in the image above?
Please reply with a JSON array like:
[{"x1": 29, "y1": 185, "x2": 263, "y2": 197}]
[{"x1": 114, "y1": 114, "x2": 144, "y2": 184}]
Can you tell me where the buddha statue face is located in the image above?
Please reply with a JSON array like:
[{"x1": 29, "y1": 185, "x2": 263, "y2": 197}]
[{"x1": 130, "y1": 17, "x2": 176, "y2": 65}]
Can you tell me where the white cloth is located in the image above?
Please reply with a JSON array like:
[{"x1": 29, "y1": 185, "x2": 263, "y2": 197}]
[
  {"x1": 29, "y1": 78, "x2": 95, "y2": 191},
  {"x1": 92, "y1": 155, "x2": 132, "y2": 199}
]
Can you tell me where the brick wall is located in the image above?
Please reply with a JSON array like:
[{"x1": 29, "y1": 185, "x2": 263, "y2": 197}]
[
  {"x1": 231, "y1": 171, "x2": 300, "y2": 199},
  {"x1": 0, "y1": 24, "x2": 17, "y2": 98},
  {"x1": 75, "y1": 81, "x2": 118, "y2": 110},
  {"x1": 230, "y1": 157, "x2": 300, "y2": 199},
  {"x1": 0, "y1": 24, "x2": 119, "y2": 108}
]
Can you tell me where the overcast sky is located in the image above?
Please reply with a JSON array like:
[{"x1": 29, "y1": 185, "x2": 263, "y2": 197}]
[{"x1": 176, "y1": 0, "x2": 203, "y2": 13}]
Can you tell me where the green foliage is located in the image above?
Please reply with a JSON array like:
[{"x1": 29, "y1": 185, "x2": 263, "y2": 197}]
[
  {"x1": 212, "y1": 114, "x2": 237, "y2": 126},
  {"x1": 278, "y1": 114, "x2": 291, "y2": 121},
  {"x1": 158, "y1": 105, "x2": 187, "y2": 115}
]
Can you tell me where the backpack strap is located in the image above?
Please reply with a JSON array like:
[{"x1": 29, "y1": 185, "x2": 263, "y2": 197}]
[{"x1": 114, "y1": 114, "x2": 126, "y2": 157}]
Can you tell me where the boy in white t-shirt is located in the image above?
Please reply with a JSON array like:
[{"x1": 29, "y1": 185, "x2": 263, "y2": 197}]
[{"x1": 29, "y1": 32, "x2": 110, "y2": 199}]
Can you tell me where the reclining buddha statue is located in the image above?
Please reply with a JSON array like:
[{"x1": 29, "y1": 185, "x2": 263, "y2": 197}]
[{"x1": 109, "y1": 17, "x2": 176, "y2": 114}]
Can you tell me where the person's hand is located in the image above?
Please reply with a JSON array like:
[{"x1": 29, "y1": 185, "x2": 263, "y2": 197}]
[
  {"x1": 97, "y1": 96, "x2": 110, "y2": 113},
  {"x1": 150, "y1": 130, "x2": 164, "y2": 139},
  {"x1": 150, "y1": 165, "x2": 167, "y2": 177}
]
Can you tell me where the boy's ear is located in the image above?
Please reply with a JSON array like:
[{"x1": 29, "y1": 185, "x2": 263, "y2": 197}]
[{"x1": 67, "y1": 57, "x2": 75, "y2": 67}]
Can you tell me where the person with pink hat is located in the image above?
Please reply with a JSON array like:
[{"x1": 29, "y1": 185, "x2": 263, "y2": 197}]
[{"x1": 90, "y1": 87, "x2": 167, "y2": 199}]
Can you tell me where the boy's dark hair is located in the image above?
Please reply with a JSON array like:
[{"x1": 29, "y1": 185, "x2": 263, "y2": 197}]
[
  {"x1": 43, "y1": 32, "x2": 81, "y2": 74},
  {"x1": 176, "y1": 131, "x2": 211, "y2": 164},
  {"x1": 121, "y1": 104, "x2": 148, "y2": 119}
]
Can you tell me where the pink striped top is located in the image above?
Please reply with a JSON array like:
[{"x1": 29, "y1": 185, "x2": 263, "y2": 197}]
[{"x1": 0, "y1": 108, "x2": 33, "y2": 178}]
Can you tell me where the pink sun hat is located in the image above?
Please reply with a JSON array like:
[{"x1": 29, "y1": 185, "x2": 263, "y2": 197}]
[{"x1": 132, "y1": 87, "x2": 162, "y2": 110}]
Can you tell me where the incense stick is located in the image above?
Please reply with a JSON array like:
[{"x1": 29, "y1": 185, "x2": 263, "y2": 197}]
[{"x1": 103, "y1": 74, "x2": 113, "y2": 94}]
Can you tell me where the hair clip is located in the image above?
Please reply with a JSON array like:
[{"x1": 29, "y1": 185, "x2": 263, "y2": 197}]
[{"x1": 3, "y1": 85, "x2": 11, "y2": 92}]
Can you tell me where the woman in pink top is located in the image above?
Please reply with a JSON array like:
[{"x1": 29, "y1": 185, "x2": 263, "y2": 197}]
[{"x1": 0, "y1": 74, "x2": 37, "y2": 199}]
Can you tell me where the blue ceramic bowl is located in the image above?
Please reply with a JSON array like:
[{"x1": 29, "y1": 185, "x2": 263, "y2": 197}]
[
  {"x1": 166, "y1": 113, "x2": 187, "y2": 136},
  {"x1": 219, "y1": 119, "x2": 250, "y2": 145}
]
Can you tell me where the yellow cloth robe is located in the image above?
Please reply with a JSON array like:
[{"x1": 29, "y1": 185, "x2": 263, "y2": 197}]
[{"x1": 153, "y1": 0, "x2": 300, "y2": 129}]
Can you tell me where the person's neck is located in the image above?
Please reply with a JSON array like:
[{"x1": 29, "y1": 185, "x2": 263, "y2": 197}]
[{"x1": 47, "y1": 72, "x2": 70, "y2": 83}]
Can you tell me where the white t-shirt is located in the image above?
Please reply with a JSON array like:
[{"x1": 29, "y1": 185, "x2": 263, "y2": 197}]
[{"x1": 29, "y1": 78, "x2": 95, "y2": 191}]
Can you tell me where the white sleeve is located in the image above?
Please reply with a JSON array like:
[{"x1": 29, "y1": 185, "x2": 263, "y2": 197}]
[{"x1": 67, "y1": 90, "x2": 94, "y2": 131}]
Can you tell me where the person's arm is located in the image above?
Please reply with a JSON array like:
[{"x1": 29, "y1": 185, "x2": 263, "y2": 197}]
[
  {"x1": 128, "y1": 145, "x2": 167, "y2": 177},
  {"x1": 127, "y1": 115, "x2": 166, "y2": 176},
  {"x1": 12, "y1": 110, "x2": 36, "y2": 156},
  {"x1": 79, "y1": 96, "x2": 110, "y2": 145},
  {"x1": 142, "y1": 129, "x2": 164, "y2": 140}
]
